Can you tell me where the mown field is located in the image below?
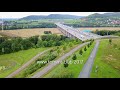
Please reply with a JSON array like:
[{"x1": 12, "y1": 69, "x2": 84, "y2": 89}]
[
  {"x1": 1, "y1": 27, "x2": 120, "y2": 38},
  {"x1": 0, "y1": 48, "x2": 48, "y2": 78},
  {"x1": 0, "y1": 28, "x2": 62, "y2": 38},
  {"x1": 43, "y1": 42, "x2": 95, "y2": 78},
  {"x1": 90, "y1": 39, "x2": 120, "y2": 78}
]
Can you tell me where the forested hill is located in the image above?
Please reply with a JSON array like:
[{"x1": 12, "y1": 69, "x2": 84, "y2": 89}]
[
  {"x1": 20, "y1": 14, "x2": 84, "y2": 20},
  {"x1": 87, "y1": 12, "x2": 120, "y2": 18},
  {"x1": 65, "y1": 12, "x2": 120, "y2": 27},
  {"x1": 1, "y1": 12, "x2": 120, "y2": 30}
]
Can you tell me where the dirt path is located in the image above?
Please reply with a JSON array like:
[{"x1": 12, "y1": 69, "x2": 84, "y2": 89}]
[
  {"x1": 6, "y1": 49, "x2": 51, "y2": 78},
  {"x1": 78, "y1": 40, "x2": 100, "y2": 78},
  {"x1": 31, "y1": 42, "x2": 89, "y2": 78}
]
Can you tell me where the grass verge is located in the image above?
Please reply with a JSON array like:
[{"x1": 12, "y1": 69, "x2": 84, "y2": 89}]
[
  {"x1": 0, "y1": 47, "x2": 48, "y2": 78},
  {"x1": 43, "y1": 42, "x2": 95, "y2": 78},
  {"x1": 90, "y1": 39, "x2": 120, "y2": 78}
]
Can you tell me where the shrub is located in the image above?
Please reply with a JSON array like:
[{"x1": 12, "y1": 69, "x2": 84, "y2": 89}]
[
  {"x1": 90, "y1": 42, "x2": 92, "y2": 45},
  {"x1": 63, "y1": 46, "x2": 67, "y2": 51},
  {"x1": 64, "y1": 60, "x2": 69, "y2": 68},
  {"x1": 44, "y1": 31, "x2": 52, "y2": 34},
  {"x1": 72, "y1": 54, "x2": 77, "y2": 60},
  {"x1": 79, "y1": 49, "x2": 83, "y2": 55},
  {"x1": 87, "y1": 43, "x2": 90, "y2": 48},
  {"x1": 84, "y1": 46, "x2": 87, "y2": 51},
  {"x1": 109, "y1": 39, "x2": 112, "y2": 44}
]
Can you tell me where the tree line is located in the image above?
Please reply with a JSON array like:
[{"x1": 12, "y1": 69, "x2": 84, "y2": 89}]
[
  {"x1": 92, "y1": 30, "x2": 120, "y2": 36},
  {"x1": 0, "y1": 34, "x2": 68, "y2": 55},
  {"x1": 17, "y1": 37, "x2": 81, "y2": 77},
  {"x1": 0, "y1": 22, "x2": 57, "y2": 30}
]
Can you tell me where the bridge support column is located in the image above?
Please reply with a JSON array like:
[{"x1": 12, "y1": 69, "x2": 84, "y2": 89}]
[
  {"x1": 57, "y1": 26, "x2": 76, "y2": 39},
  {"x1": 68, "y1": 32, "x2": 71, "y2": 38}
]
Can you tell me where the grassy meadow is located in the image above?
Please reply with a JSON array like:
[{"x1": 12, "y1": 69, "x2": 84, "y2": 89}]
[
  {"x1": 90, "y1": 39, "x2": 120, "y2": 78},
  {"x1": 43, "y1": 42, "x2": 95, "y2": 78},
  {"x1": 0, "y1": 48, "x2": 48, "y2": 78}
]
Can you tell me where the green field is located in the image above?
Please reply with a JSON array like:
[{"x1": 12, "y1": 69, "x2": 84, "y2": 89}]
[
  {"x1": 90, "y1": 39, "x2": 120, "y2": 78},
  {"x1": 14, "y1": 40, "x2": 82, "y2": 78},
  {"x1": 43, "y1": 42, "x2": 95, "y2": 78},
  {"x1": 0, "y1": 48, "x2": 48, "y2": 78}
]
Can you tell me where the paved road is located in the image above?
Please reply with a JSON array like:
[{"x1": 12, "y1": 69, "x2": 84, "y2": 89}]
[
  {"x1": 55, "y1": 23, "x2": 101, "y2": 41},
  {"x1": 78, "y1": 40, "x2": 100, "y2": 78},
  {"x1": 31, "y1": 42, "x2": 89, "y2": 78},
  {"x1": 6, "y1": 49, "x2": 51, "y2": 78}
]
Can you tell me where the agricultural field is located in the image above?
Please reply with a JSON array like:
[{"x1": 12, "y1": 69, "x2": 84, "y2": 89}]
[
  {"x1": 43, "y1": 42, "x2": 95, "y2": 78},
  {"x1": 1, "y1": 27, "x2": 120, "y2": 38},
  {"x1": 0, "y1": 28, "x2": 62, "y2": 38},
  {"x1": 90, "y1": 39, "x2": 120, "y2": 78},
  {"x1": 77, "y1": 27, "x2": 120, "y2": 31},
  {"x1": 0, "y1": 48, "x2": 48, "y2": 78}
]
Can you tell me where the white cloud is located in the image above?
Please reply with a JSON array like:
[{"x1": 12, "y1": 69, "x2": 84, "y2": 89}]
[{"x1": 0, "y1": 12, "x2": 107, "y2": 18}]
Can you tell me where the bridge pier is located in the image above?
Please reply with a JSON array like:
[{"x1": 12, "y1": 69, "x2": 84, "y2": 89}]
[{"x1": 57, "y1": 26, "x2": 77, "y2": 39}]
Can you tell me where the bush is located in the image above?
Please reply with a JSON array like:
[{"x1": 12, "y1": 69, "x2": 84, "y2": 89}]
[
  {"x1": 87, "y1": 43, "x2": 90, "y2": 48},
  {"x1": 64, "y1": 60, "x2": 69, "y2": 68},
  {"x1": 109, "y1": 39, "x2": 112, "y2": 44},
  {"x1": 90, "y1": 42, "x2": 92, "y2": 45},
  {"x1": 84, "y1": 46, "x2": 87, "y2": 51},
  {"x1": 72, "y1": 54, "x2": 77, "y2": 60},
  {"x1": 119, "y1": 48, "x2": 120, "y2": 50},
  {"x1": 63, "y1": 46, "x2": 67, "y2": 51},
  {"x1": 20, "y1": 39, "x2": 34, "y2": 50},
  {"x1": 36, "y1": 40, "x2": 43, "y2": 48},
  {"x1": 44, "y1": 31, "x2": 52, "y2": 34},
  {"x1": 23, "y1": 62, "x2": 46, "y2": 77},
  {"x1": 0, "y1": 37, "x2": 7, "y2": 44},
  {"x1": 54, "y1": 41, "x2": 62, "y2": 46},
  {"x1": 28, "y1": 36, "x2": 39, "y2": 45},
  {"x1": 69, "y1": 42, "x2": 73, "y2": 47},
  {"x1": 48, "y1": 54, "x2": 57, "y2": 61},
  {"x1": 82, "y1": 41, "x2": 84, "y2": 43},
  {"x1": 22, "y1": 52, "x2": 58, "y2": 77},
  {"x1": 79, "y1": 49, "x2": 83, "y2": 55}
]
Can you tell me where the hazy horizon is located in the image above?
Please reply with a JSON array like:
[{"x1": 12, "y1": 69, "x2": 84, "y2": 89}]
[{"x1": 0, "y1": 12, "x2": 108, "y2": 19}]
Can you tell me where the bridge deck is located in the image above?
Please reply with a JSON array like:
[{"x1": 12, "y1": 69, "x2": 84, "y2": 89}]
[{"x1": 55, "y1": 23, "x2": 101, "y2": 41}]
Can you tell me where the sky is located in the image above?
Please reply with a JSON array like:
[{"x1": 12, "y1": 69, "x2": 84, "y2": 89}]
[{"x1": 0, "y1": 12, "x2": 108, "y2": 18}]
